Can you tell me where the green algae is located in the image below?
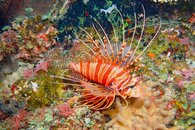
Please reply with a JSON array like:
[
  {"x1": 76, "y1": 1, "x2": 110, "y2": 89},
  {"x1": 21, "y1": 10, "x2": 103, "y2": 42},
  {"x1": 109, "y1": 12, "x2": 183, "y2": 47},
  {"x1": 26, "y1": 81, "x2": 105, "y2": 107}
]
[{"x1": 14, "y1": 72, "x2": 65, "y2": 110}]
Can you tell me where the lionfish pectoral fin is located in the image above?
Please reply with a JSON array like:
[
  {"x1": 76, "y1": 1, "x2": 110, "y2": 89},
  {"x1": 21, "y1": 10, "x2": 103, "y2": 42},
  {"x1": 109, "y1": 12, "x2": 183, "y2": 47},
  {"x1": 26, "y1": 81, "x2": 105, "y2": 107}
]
[{"x1": 78, "y1": 81, "x2": 115, "y2": 110}]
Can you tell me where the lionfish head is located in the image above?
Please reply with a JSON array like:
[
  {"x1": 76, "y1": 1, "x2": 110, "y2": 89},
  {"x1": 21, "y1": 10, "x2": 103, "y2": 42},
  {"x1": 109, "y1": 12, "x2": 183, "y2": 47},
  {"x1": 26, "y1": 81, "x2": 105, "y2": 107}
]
[{"x1": 115, "y1": 75, "x2": 141, "y2": 98}]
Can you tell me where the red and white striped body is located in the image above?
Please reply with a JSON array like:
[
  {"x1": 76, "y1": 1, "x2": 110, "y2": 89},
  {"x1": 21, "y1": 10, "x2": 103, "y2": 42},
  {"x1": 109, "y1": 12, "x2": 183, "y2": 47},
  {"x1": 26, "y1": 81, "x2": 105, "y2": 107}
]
[
  {"x1": 70, "y1": 60, "x2": 141, "y2": 98},
  {"x1": 66, "y1": 5, "x2": 161, "y2": 110}
]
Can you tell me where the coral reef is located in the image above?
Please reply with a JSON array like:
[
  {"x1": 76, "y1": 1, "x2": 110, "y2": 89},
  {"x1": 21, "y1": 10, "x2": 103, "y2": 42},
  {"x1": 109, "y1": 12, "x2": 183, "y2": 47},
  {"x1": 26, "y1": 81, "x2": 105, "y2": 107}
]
[
  {"x1": 0, "y1": 0, "x2": 195, "y2": 129},
  {"x1": 103, "y1": 82, "x2": 178, "y2": 130},
  {"x1": 0, "y1": 15, "x2": 58, "y2": 62},
  {"x1": 1, "y1": 62, "x2": 33, "y2": 86},
  {"x1": 13, "y1": 16, "x2": 58, "y2": 61},
  {"x1": 0, "y1": 29, "x2": 19, "y2": 60}
]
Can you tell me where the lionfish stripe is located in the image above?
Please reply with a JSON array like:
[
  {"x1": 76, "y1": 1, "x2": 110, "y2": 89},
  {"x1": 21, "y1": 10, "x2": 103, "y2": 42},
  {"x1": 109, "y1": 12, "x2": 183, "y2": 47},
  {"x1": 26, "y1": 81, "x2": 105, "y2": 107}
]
[
  {"x1": 94, "y1": 61, "x2": 102, "y2": 81},
  {"x1": 79, "y1": 61, "x2": 83, "y2": 74},
  {"x1": 90, "y1": 62, "x2": 97, "y2": 80},
  {"x1": 114, "y1": 73, "x2": 130, "y2": 88},
  {"x1": 128, "y1": 5, "x2": 146, "y2": 64},
  {"x1": 91, "y1": 96, "x2": 108, "y2": 107},
  {"x1": 97, "y1": 63, "x2": 108, "y2": 83},
  {"x1": 116, "y1": 77, "x2": 129, "y2": 89},
  {"x1": 118, "y1": 77, "x2": 131, "y2": 90},
  {"x1": 92, "y1": 23, "x2": 110, "y2": 58},
  {"x1": 102, "y1": 65, "x2": 116, "y2": 85},
  {"x1": 97, "y1": 63, "x2": 106, "y2": 83},
  {"x1": 107, "y1": 67, "x2": 126, "y2": 84},
  {"x1": 82, "y1": 62, "x2": 87, "y2": 76},
  {"x1": 86, "y1": 61, "x2": 90, "y2": 78},
  {"x1": 100, "y1": 64, "x2": 112, "y2": 84},
  {"x1": 119, "y1": 77, "x2": 137, "y2": 90}
]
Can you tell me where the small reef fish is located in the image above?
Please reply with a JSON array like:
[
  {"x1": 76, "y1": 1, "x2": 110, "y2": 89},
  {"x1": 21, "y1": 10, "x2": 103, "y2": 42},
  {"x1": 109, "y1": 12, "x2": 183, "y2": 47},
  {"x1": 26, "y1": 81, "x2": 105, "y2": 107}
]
[
  {"x1": 100, "y1": 4, "x2": 117, "y2": 15},
  {"x1": 53, "y1": 5, "x2": 161, "y2": 110}
]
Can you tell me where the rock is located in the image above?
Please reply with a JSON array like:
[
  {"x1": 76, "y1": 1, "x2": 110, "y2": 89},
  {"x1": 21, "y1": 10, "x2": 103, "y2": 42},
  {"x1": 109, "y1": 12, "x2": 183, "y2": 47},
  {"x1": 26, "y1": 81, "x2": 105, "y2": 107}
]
[{"x1": 0, "y1": 55, "x2": 18, "y2": 81}]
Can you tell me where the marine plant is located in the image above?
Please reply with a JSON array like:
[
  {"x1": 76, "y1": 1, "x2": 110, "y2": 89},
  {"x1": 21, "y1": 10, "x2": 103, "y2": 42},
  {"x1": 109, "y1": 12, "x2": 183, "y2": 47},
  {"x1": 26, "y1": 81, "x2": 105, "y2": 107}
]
[{"x1": 13, "y1": 72, "x2": 65, "y2": 110}]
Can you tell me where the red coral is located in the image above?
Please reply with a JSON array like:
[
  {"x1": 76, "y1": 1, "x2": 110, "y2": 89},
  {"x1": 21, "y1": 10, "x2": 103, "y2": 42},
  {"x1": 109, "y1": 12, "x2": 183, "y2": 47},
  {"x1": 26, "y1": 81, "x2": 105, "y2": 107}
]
[
  {"x1": 0, "y1": 29, "x2": 19, "y2": 60},
  {"x1": 11, "y1": 110, "x2": 28, "y2": 130},
  {"x1": 181, "y1": 69, "x2": 194, "y2": 80},
  {"x1": 23, "y1": 60, "x2": 50, "y2": 79},
  {"x1": 57, "y1": 103, "x2": 74, "y2": 118},
  {"x1": 0, "y1": 110, "x2": 8, "y2": 121},
  {"x1": 179, "y1": 37, "x2": 189, "y2": 45},
  {"x1": 188, "y1": 92, "x2": 195, "y2": 101},
  {"x1": 189, "y1": 13, "x2": 195, "y2": 24},
  {"x1": 10, "y1": 84, "x2": 17, "y2": 96},
  {"x1": 23, "y1": 68, "x2": 36, "y2": 79},
  {"x1": 34, "y1": 60, "x2": 50, "y2": 73}
]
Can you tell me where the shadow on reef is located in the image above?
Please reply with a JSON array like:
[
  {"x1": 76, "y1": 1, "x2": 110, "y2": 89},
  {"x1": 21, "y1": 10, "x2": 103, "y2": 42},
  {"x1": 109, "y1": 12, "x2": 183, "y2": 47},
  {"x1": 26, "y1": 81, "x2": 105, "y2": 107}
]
[
  {"x1": 0, "y1": 0, "x2": 56, "y2": 29},
  {"x1": 0, "y1": 0, "x2": 22, "y2": 28}
]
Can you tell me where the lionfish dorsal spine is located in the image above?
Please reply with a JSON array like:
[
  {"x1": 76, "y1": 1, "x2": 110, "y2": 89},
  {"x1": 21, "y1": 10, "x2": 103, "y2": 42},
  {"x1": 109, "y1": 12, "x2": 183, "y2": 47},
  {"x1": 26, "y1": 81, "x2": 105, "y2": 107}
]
[
  {"x1": 121, "y1": 12, "x2": 137, "y2": 64},
  {"x1": 93, "y1": 17, "x2": 115, "y2": 60},
  {"x1": 78, "y1": 5, "x2": 161, "y2": 67},
  {"x1": 134, "y1": 18, "x2": 162, "y2": 61},
  {"x1": 91, "y1": 23, "x2": 111, "y2": 58}
]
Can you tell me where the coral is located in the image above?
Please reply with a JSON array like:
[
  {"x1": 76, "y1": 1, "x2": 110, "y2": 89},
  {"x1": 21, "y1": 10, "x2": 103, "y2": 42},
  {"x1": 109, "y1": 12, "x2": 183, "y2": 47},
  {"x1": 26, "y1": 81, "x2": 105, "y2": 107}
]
[
  {"x1": 56, "y1": 103, "x2": 74, "y2": 118},
  {"x1": 103, "y1": 82, "x2": 177, "y2": 130},
  {"x1": 66, "y1": 106, "x2": 105, "y2": 129},
  {"x1": 10, "y1": 109, "x2": 29, "y2": 130},
  {"x1": 0, "y1": 29, "x2": 19, "y2": 60},
  {"x1": 23, "y1": 60, "x2": 50, "y2": 79},
  {"x1": 189, "y1": 13, "x2": 195, "y2": 24},
  {"x1": 2, "y1": 62, "x2": 33, "y2": 86},
  {"x1": 0, "y1": 109, "x2": 8, "y2": 121},
  {"x1": 12, "y1": 16, "x2": 58, "y2": 61},
  {"x1": 14, "y1": 72, "x2": 65, "y2": 109},
  {"x1": 188, "y1": 92, "x2": 195, "y2": 101},
  {"x1": 0, "y1": 16, "x2": 58, "y2": 62}
]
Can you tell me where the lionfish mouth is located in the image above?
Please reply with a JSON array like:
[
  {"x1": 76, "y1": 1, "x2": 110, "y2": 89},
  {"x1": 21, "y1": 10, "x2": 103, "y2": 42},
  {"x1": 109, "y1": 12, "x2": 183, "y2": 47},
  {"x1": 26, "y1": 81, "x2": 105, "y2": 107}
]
[{"x1": 52, "y1": 5, "x2": 162, "y2": 110}]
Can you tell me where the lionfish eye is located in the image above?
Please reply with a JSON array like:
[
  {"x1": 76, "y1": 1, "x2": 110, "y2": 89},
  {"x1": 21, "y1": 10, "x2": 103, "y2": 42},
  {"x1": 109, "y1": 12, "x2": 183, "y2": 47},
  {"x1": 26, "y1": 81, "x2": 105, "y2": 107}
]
[
  {"x1": 129, "y1": 85, "x2": 135, "y2": 88},
  {"x1": 109, "y1": 82, "x2": 114, "y2": 86}
]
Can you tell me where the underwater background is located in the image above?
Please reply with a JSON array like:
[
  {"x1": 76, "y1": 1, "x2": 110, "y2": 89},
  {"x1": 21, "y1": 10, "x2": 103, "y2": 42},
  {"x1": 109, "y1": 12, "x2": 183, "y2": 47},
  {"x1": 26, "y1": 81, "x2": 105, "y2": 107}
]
[{"x1": 0, "y1": 0, "x2": 195, "y2": 129}]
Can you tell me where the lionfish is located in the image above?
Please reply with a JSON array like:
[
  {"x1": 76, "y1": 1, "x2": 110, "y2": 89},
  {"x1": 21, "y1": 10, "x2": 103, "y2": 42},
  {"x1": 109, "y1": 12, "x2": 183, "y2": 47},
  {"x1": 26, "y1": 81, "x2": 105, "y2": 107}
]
[{"x1": 52, "y1": 5, "x2": 161, "y2": 110}]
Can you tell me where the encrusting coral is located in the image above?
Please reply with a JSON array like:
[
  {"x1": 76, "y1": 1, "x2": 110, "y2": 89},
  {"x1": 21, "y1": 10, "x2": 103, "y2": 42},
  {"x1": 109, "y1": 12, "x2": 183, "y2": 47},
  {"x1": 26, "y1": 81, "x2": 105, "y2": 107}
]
[
  {"x1": 0, "y1": 16, "x2": 58, "y2": 62},
  {"x1": 0, "y1": 29, "x2": 19, "y2": 61},
  {"x1": 13, "y1": 16, "x2": 58, "y2": 61},
  {"x1": 103, "y1": 82, "x2": 178, "y2": 130}
]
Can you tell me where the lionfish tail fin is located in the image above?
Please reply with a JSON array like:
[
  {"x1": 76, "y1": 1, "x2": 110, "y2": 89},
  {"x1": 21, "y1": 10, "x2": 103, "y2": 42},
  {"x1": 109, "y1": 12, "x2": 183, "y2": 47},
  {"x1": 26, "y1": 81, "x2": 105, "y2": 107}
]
[{"x1": 77, "y1": 81, "x2": 115, "y2": 110}]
